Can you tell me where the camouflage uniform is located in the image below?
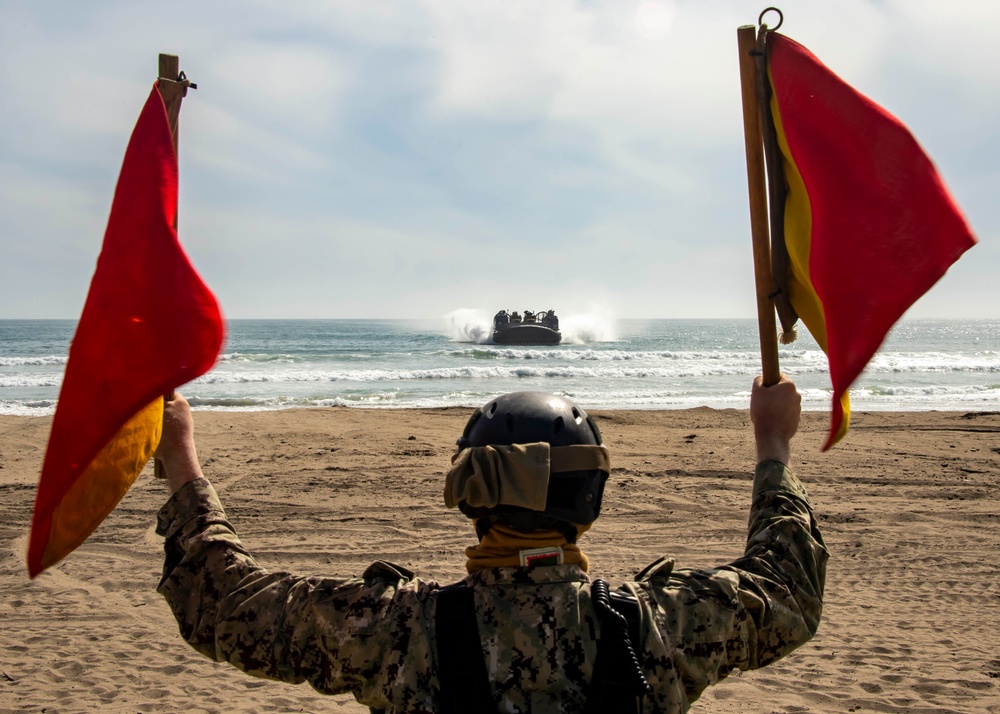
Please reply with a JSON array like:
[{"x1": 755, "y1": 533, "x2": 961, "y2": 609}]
[{"x1": 157, "y1": 460, "x2": 827, "y2": 713}]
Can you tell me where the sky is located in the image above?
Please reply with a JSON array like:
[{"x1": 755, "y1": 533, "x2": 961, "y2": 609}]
[{"x1": 1, "y1": 0, "x2": 997, "y2": 320}]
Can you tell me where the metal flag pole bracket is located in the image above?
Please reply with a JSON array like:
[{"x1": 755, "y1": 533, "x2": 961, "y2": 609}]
[
  {"x1": 758, "y1": 7, "x2": 783, "y2": 31},
  {"x1": 177, "y1": 70, "x2": 198, "y2": 92}
]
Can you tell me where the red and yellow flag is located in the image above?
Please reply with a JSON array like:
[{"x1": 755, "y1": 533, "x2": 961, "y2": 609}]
[
  {"x1": 766, "y1": 32, "x2": 976, "y2": 450},
  {"x1": 28, "y1": 83, "x2": 224, "y2": 577}
]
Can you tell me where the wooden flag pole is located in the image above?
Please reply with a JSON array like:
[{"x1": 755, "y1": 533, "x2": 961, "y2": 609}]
[
  {"x1": 156, "y1": 54, "x2": 195, "y2": 227},
  {"x1": 157, "y1": 54, "x2": 196, "y2": 151},
  {"x1": 737, "y1": 24, "x2": 781, "y2": 387},
  {"x1": 154, "y1": 54, "x2": 195, "y2": 477}
]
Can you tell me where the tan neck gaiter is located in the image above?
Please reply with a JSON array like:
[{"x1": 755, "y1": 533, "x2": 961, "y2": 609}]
[{"x1": 465, "y1": 522, "x2": 591, "y2": 574}]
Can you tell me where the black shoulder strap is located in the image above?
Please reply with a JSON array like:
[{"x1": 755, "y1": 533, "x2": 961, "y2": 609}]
[
  {"x1": 435, "y1": 582, "x2": 495, "y2": 714},
  {"x1": 610, "y1": 589, "x2": 642, "y2": 651},
  {"x1": 584, "y1": 580, "x2": 650, "y2": 714}
]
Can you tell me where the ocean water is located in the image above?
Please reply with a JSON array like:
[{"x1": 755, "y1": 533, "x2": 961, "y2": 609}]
[{"x1": 1, "y1": 313, "x2": 998, "y2": 416}]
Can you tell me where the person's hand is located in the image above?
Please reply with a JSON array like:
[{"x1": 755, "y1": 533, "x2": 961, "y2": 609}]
[
  {"x1": 750, "y1": 374, "x2": 801, "y2": 465},
  {"x1": 155, "y1": 393, "x2": 205, "y2": 495}
]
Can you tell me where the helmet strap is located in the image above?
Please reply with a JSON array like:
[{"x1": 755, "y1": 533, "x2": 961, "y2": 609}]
[{"x1": 474, "y1": 515, "x2": 580, "y2": 543}]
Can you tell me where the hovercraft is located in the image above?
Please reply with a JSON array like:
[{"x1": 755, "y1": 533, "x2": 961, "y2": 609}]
[{"x1": 491, "y1": 309, "x2": 561, "y2": 345}]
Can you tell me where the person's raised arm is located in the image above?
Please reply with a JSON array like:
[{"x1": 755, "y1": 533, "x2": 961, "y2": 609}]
[
  {"x1": 155, "y1": 393, "x2": 205, "y2": 495},
  {"x1": 750, "y1": 374, "x2": 801, "y2": 466},
  {"x1": 636, "y1": 374, "x2": 825, "y2": 701},
  {"x1": 153, "y1": 394, "x2": 413, "y2": 704}
]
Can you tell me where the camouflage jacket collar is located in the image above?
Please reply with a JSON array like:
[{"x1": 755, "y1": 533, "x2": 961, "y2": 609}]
[{"x1": 465, "y1": 563, "x2": 590, "y2": 588}]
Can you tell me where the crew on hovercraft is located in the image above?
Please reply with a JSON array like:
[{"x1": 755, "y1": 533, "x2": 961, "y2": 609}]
[{"x1": 494, "y1": 309, "x2": 558, "y2": 331}]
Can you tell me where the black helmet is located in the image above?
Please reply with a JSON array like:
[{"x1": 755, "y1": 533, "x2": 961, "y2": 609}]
[{"x1": 455, "y1": 391, "x2": 608, "y2": 539}]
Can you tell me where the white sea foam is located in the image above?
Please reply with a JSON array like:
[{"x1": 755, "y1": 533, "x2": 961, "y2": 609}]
[
  {"x1": 0, "y1": 399, "x2": 57, "y2": 416},
  {"x1": 194, "y1": 361, "x2": 773, "y2": 385},
  {"x1": 0, "y1": 374, "x2": 63, "y2": 388},
  {"x1": 219, "y1": 353, "x2": 298, "y2": 363},
  {"x1": 0, "y1": 355, "x2": 66, "y2": 367},
  {"x1": 866, "y1": 351, "x2": 1000, "y2": 373}
]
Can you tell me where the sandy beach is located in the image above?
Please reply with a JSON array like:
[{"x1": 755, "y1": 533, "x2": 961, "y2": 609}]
[{"x1": 2, "y1": 406, "x2": 998, "y2": 713}]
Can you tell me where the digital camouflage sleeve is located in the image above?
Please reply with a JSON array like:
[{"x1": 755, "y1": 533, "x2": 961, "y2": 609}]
[{"x1": 156, "y1": 460, "x2": 827, "y2": 713}]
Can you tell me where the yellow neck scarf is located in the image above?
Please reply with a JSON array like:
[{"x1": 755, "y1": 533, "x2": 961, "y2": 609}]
[{"x1": 465, "y1": 522, "x2": 591, "y2": 574}]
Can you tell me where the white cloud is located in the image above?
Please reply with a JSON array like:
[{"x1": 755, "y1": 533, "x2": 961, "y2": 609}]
[
  {"x1": 205, "y1": 42, "x2": 353, "y2": 137},
  {"x1": 0, "y1": 0, "x2": 996, "y2": 318},
  {"x1": 183, "y1": 99, "x2": 331, "y2": 184}
]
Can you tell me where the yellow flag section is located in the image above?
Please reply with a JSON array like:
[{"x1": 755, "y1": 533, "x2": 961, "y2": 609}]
[
  {"x1": 766, "y1": 58, "x2": 850, "y2": 448},
  {"x1": 765, "y1": 32, "x2": 975, "y2": 450},
  {"x1": 38, "y1": 399, "x2": 163, "y2": 573},
  {"x1": 28, "y1": 84, "x2": 224, "y2": 578}
]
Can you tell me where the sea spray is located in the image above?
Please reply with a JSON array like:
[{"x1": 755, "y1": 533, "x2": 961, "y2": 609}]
[
  {"x1": 445, "y1": 308, "x2": 493, "y2": 344},
  {"x1": 560, "y1": 308, "x2": 618, "y2": 344}
]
